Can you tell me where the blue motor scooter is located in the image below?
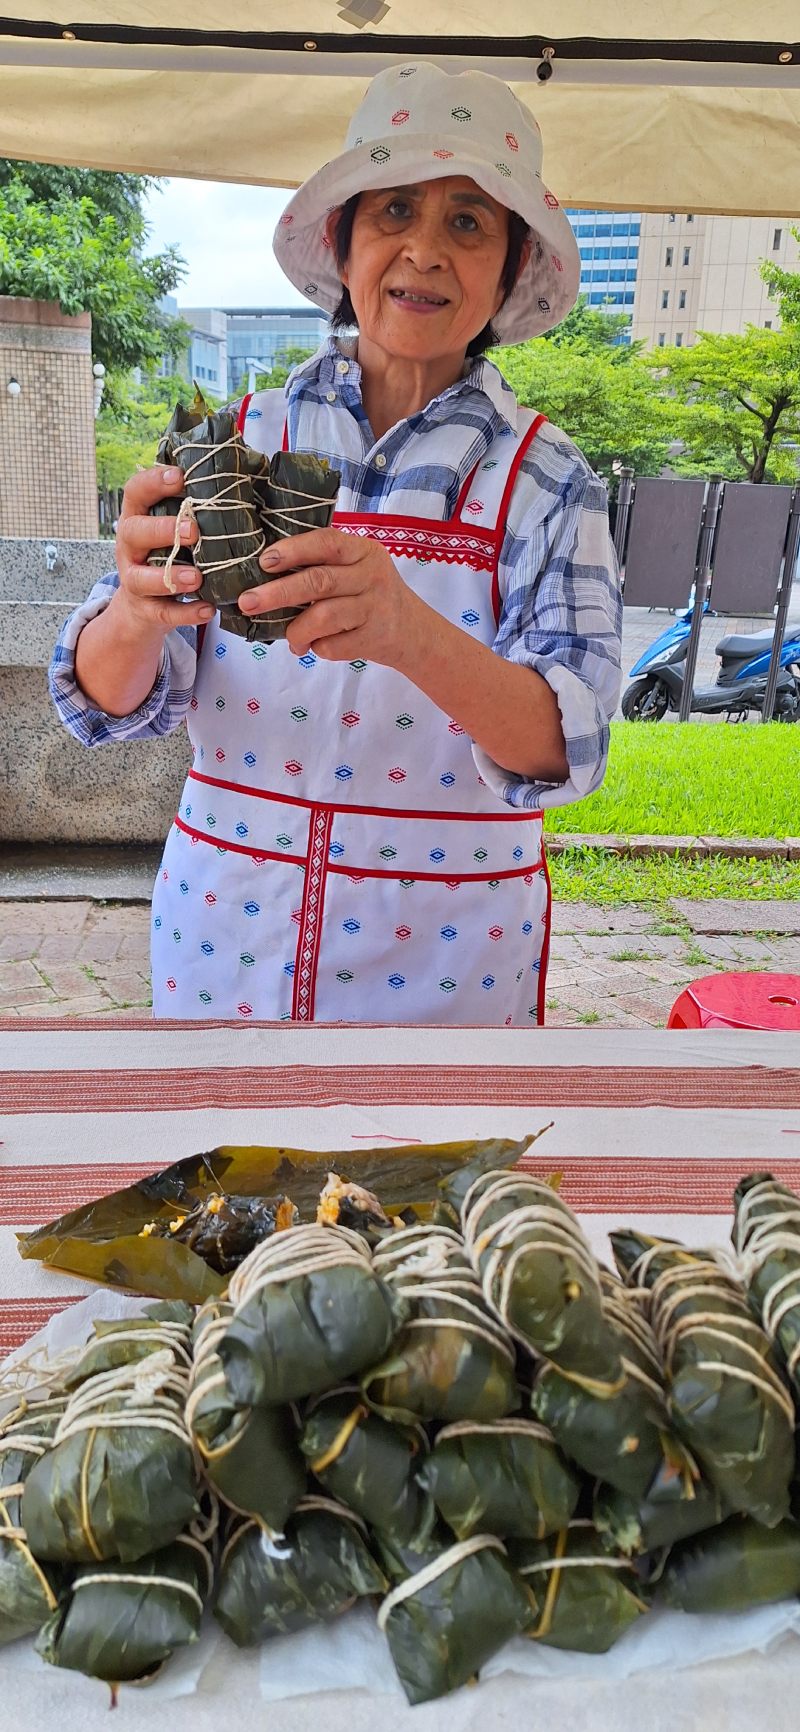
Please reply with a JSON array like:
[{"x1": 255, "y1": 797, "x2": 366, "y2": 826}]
[{"x1": 621, "y1": 606, "x2": 800, "y2": 722}]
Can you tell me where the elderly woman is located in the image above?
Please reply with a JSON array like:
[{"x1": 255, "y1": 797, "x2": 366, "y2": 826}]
[{"x1": 50, "y1": 63, "x2": 622, "y2": 1026}]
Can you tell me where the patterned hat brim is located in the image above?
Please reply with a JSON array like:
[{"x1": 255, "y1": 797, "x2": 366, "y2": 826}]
[{"x1": 273, "y1": 135, "x2": 581, "y2": 346}]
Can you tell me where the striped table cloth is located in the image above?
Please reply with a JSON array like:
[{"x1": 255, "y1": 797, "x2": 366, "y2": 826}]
[{"x1": 2, "y1": 1016, "x2": 799, "y2": 1358}]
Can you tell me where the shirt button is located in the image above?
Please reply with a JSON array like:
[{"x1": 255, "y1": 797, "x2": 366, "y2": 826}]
[
  {"x1": 326, "y1": 390, "x2": 336, "y2": 404},
  {"x1": 336, "y1": 360, "x2": 349, "y2": 375},
  {"x1": 374, "y1": 453, "x2": 387, "y2": 469}
]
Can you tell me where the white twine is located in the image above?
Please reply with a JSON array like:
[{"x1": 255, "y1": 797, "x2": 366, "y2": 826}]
[
  {"x1": 227, "y1": 1223, "x2": 371, "y2": 1312},
  {"x1": 55, "y1": 1349, "x2": 192, "y2": 1450},
  {"x1": 433, "y1": 1418, "x2": 556, "y2": 1444},
  {"x1": 71, "y1": 1569, "x2": 205, "y2": 1616},
  {"x1": 377, "y1": 1535, "x2": 505, "y2": 1630}
]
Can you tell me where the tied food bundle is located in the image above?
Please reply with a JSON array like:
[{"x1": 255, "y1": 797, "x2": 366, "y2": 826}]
[
  {"x1": 148, "y1": 391, "x2": 340, "y2": 643},
  {"x1": 4, "y1": 1154, "x2": 800, "y2": 1706}
]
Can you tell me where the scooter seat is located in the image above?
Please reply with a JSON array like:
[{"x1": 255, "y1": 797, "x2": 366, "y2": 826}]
[{"x1": 714, "y1": 630, "x2": 775, "y2": 656}]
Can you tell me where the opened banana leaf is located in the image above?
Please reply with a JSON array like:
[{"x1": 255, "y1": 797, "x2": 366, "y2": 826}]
[
  {"x1": 214, "y1": 1496, "x2": 386, "y2": 1647},
  {"x1": 363, "y1": 1226, "x2": 519, "y2": 1426},
  {"x1": 612, "y1": 1230, "x2": 795, "y2": 1528},
  {"x1": 659, "y1": 1514, "x2": 800, "y2": 1613},
  {"x1": 377, "y1": 1532, "x2": 533, "y2": 1704},
  {"x1": 22, "y1": 1348, "x2": 199, "y2": 1564},
  {"x1": 462, "y1": 1172, "x2": 623, "y2": 1384},
  {"x1": 35, "y1": 1526, "x2": 213, "y2": 1683},
  {"x1": 299, "y1": 1388, "x2": 432, "y2": 1544},
  {"x1": 419, "y1": 1418, "x2": 580, "y2": 1543},
  {"x1": 0, "y1": 1393, "x2": 67, "y2": 1644},
  {"x1": 509, "y1": 1522, "x2": 648, "y2": 1652},
  {"x1": 218, "y1": 1225, "x2": 405, "y2": 1409},
  {"x1": 63, "y1": 1302, "x2": 194, "y2": 1389},
  {"x1": 187, "y1": 1299, "x2": 305, "y2": 1533},
  {"x1": 734, "y1": 1171, "x2": 800, "y2": 1398},
  {"x1": 17, "y1": 1138, "x2": 529, "y2": 1305}
]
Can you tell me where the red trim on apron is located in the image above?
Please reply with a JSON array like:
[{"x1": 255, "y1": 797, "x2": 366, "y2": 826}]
[
  {"x1": 292, "y1": 806, "x2": 334, "y2": 1021},
  {"x1": 187, "y1": 767, "x2": 542, "y2": 823},
  {"x1": 174, "y1": 816, "x2": 543, "y2": 883},
  {"x1": 536, "y1": 842, "x2": 554, "y2": 1027},
  {"x1": 237, "y1": 393, "x2": 253, "y2": 436},
  {"x1": 490, "y1": 414, "x2": 548, "y2": 626}
]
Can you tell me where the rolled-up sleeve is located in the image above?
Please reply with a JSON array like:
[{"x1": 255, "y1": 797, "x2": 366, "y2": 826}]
[
  {"x1": 473, "y1": 438, "x2": 622, "y2": 810},
  {"x1": 48, "y1": 570, "x2": 198, "y2": 747}
]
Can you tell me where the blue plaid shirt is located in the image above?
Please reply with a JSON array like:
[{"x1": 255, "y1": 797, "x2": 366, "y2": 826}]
[{"x1": 49, "y1": 338, "x2": 622, "y2": 810}]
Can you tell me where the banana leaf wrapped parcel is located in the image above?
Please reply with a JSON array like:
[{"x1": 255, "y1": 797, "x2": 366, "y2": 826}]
[
  {"x1": 300, "y1": 1388, "x2": 432, "y2": 1544},
  {"x1": 508, "y1": 1521, "x2": 648, "y2": 1653},
  {"x1": 462, "y1": 1172, "x2": 623, "y2": 1383},
  {"x1": 36, "y1": 1523, "x2": 214, "y2": 1683},
  {"x1": 377, "y1": 1531, "x2": 534, "y2": 1704},
  {"x1": 0, "y1": 1393, "x2": 67, "y2": 1644},
  {"x1": 63, "y1": 1301, "x2": 194, "y2": 1388},
  {"x1": 734, "y1": 1171, "x2": 800, "y2": 1397},
  {"x1": 22, "y1": 1347, "x2": 199, "y2": 1564},
  {"x1": 419, "y1": 1418, "x2": 580, "y2": 1542},
  {"x1": 214, "y1": 1496, "x2": 386, "y2": 1647},
  {"x1": 659, "y1": 1514, "x2": 800, "y2": 1614},
  {"x1": 151, "y1": 401, "x2": 340, "y2": 643},
  {"x1": 218, "y1": 1225, "x2": 406, "y2": 1408},
  {"x1": 612, "y1": 1230, "x2": 795, "y2": 1527},
  {"x1": 363, "y1": 1226, "x2": 519, "y2": 1425},
  {"x1": 187, "y1": 1300, "x2": 305, "y2": 1533}
]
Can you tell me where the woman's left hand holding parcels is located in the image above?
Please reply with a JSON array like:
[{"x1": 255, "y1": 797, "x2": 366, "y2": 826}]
[{"x1": 240, "y1": 526, "x2": 423, "y2": 669}]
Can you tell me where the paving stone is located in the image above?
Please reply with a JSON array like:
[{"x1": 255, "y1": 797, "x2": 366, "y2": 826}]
[
  {"x1": 34, "y1": 934, "x2": 88, "y2": 962},
  {"x1": 556, "y1": 904, "x2": 655, "y2": 935},
  {"x1": 673, "y1": 899, "x2": 800, "y2": 935},
  {"x1": 0, "y1": 984, "x2": 55, "y2": 1010},
  {"x1": 34, "y1": 963, "x2": 99, "y2": 997},
  {"x1": 115, "y1": 932, "x2": 152, "y2": 962},
  {"x1": 0, "y1": 901, "x2": 92, "y2": 934},
  {"x1": 23, "y1": 997, "x2": 115, "y2": 1017},
  {"x1": 610, "y1": 990, "x2": 674, "y2": 1027},
  {"x1": 87, "y1": 969, "x2": 151, "y2": 1005},
  {"x1": 73, "y1": 934, "x2": 124, "y2": 964},
  {"x1": 0, "y1": 933, "x2": 43, "y2": 961},
  {"x1": 0, "y1": 959, "x2": 44, "y2": 993}
]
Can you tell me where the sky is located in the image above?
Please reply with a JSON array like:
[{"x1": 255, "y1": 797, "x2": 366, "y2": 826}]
[{"x1": 142, "y1": 178, "x2": 304, "y2": 309}]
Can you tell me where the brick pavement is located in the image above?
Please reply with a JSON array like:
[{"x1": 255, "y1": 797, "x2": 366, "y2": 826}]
[{"x1": 1, "y1": 897, "x2": 798, "y2": 1028}]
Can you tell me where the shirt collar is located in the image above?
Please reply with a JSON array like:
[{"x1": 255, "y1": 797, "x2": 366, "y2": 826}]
[{"x1": 286, "y1": 335, "x2": 519, "y2": 435}]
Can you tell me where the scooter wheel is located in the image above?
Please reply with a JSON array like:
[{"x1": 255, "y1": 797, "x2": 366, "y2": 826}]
[{"x1": 621, "y1": 677, "x2": 669, "y2": 722}]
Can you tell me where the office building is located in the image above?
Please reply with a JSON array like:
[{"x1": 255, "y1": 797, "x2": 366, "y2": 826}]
[{"x1": 566, "y1": 210, "x2": 641, "y2": 341}]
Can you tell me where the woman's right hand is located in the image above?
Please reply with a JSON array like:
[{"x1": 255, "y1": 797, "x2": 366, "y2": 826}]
[{"x1": 112, "y1": 463, "x2": 213, "y2": 638}]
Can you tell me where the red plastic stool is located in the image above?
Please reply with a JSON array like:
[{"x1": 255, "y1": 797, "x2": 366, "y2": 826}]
[{"x1": 668, "y1": 972, "x2": 800, "y2": 1031}]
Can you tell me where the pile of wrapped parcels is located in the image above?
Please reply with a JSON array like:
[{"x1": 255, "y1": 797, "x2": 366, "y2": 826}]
[{"x1": 3, "y1": 1155, "x2": 800, "y2": 1706}]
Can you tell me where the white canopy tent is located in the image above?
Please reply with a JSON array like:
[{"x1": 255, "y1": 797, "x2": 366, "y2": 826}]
[{"x1": 0, "y1": 3, "x2": 798, "y2": 213}]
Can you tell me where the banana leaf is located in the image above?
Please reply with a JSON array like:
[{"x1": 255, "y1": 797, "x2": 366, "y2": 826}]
[
  {"x1": 419, "y1": 1419, "x2": 581, "y2": 1543},
  {"x1": 188, "y1": 1300, "x2": 305, "y2": 1533},
  {"x1": 63, "y1": 1302, "x2": 194, "y2": 1389},
  {"x1": 214, "y1": 1496, "x2": 386, "y2": 1647},
  {"x1": 218, "y1": 1225, "x2": 406, "y2": 1409},
  {"x1": 22, "y1": 1348, "x2": 199, "y2": 1564},
  {"x1": 594, "y1": 1468, "x2": 728, "y2": 1559},
  {"x1": 462, "y1": 1172, "x2": 623, "y2": 1385},
  {"x1": 35, "y1": 1528, "x2": 212, "y2": 1683},
  {"x1": 0, "y1": 1395, "x2": 67, "y2": 1644},
  {"x1": 734, "y1": 1171, "x2": 800, "y2": 1398},
  {"x1": 299, "y1": 1388, "x2": 433, "y2": 1544},
  {"x1": 230, "y1": 450, "x2": 340, "y2": 643},
  {"x1": 377, "y1": 1532, "x2": 533, "y2": 1704},
  {"x1": 17, "y1": 1138, "x2": 531, "y2": 1305},
  {"x1": 363, "y1": 1226, "x2": 519, "y2": 1426},
  {"x1": 612, "y1": 1230, "x2": 795, "y2": 1528},
  {"x1": 509, "y1": 1522, "x2": 649, "y2": 1652},
  {"x1": 659, "y1": 1515, "x2": 800, "y2": 1613},
  {"x1": 152, "y1": 403, "x2": 268, "y2": 602},
  {"x1": 433, "y1": 1123, "x2": 555, "y2": 1230}
]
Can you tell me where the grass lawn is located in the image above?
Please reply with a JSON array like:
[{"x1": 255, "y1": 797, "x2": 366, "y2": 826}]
[
  {"x1": 545, "y1": 722, "x2": 800, "y2": 839},
  {"x1": 550, "y1": 848, "x2": 800, "y2": 905}
]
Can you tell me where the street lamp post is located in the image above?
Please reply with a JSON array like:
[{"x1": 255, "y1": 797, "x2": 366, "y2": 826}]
[{"x1": 244, "y1": 354, "x2": 272, "y2": 396}]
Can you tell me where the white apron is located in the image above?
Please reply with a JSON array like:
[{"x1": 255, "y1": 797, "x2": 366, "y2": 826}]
[{"x1": 151, "y1": 392, "x2": 552, "y2": 1024}]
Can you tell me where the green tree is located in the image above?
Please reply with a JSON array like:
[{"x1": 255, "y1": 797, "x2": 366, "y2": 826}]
[
  {"x1": 495, "y1": 340, "x2": 671, "y2": 478},
  {"x1": 95, "y1": 374, "x2": 225, "y2": 490},
  {"x1": 235, "y1": 347, "x2": 315, "y2": 396},
  {"x1": 760, "y1": 229, "x2": 800, "y2": 328},
  {"x1": 0, "y1": 172, "x2": 188, "y2": 389},
  {"x1": 540, "y1": 295, "x2": 640, "y2": 358},
  {"x1": 647, "y1": 327, "x2": 800, "y2": 484}
]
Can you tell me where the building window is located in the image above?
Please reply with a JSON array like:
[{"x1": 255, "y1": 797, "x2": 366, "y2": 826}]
[
  {"x1": 661, "y1": 290, "x2": 669, "y2": 310},
  {"x1": 658, "y1": 333, "x2": 666, "y2": 347},
  {"x1": 679, "y1": 289, "x2": 687, "y2": 309},
  {"x1": 668, "y1": 212, "x2": 676, "y2": 222},
  {"x1": 665, "y1": 247, "x2": 673, "y2": 267},
  {"x1": 765, "y1": 319, "x2": 773, "y2": 329},
  {"x1": 683, "y1": 247, "x2": 691, "y2": 265},
  {"x1": 686, "y1": 214, "x2": 695, "y2": 224},
  {"x1": 773, "y1": 227, "x2": 783, "y2": 250},
  {"x1": 675, "y1": 332, "x2": 684, "y2": 347}
]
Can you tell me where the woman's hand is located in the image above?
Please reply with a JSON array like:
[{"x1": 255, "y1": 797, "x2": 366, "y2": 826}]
[
  {"x1": 112, "y1": 464, "x2": 210, "y2": 640},
  {"x1": 239, "y1": 528, "x2": 426, "y2": 670}
]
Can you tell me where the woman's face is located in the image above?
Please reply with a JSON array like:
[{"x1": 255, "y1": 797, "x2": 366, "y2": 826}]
[{"x1": 333, "y1": 175, "x2": 512, "y2": 366}]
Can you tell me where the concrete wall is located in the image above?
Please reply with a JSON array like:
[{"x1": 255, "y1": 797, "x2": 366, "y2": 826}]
[
  {"x1": 0, "y1": 298, "x2": 99, "y2": 539},
  {"x1": 1, "y1": 536, "x2": 191, "y2": 844}
]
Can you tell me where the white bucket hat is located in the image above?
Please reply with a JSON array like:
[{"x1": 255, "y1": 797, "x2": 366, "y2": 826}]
[{"x1": 273, "y1": 62, "x2": 580, "y2": 346}]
